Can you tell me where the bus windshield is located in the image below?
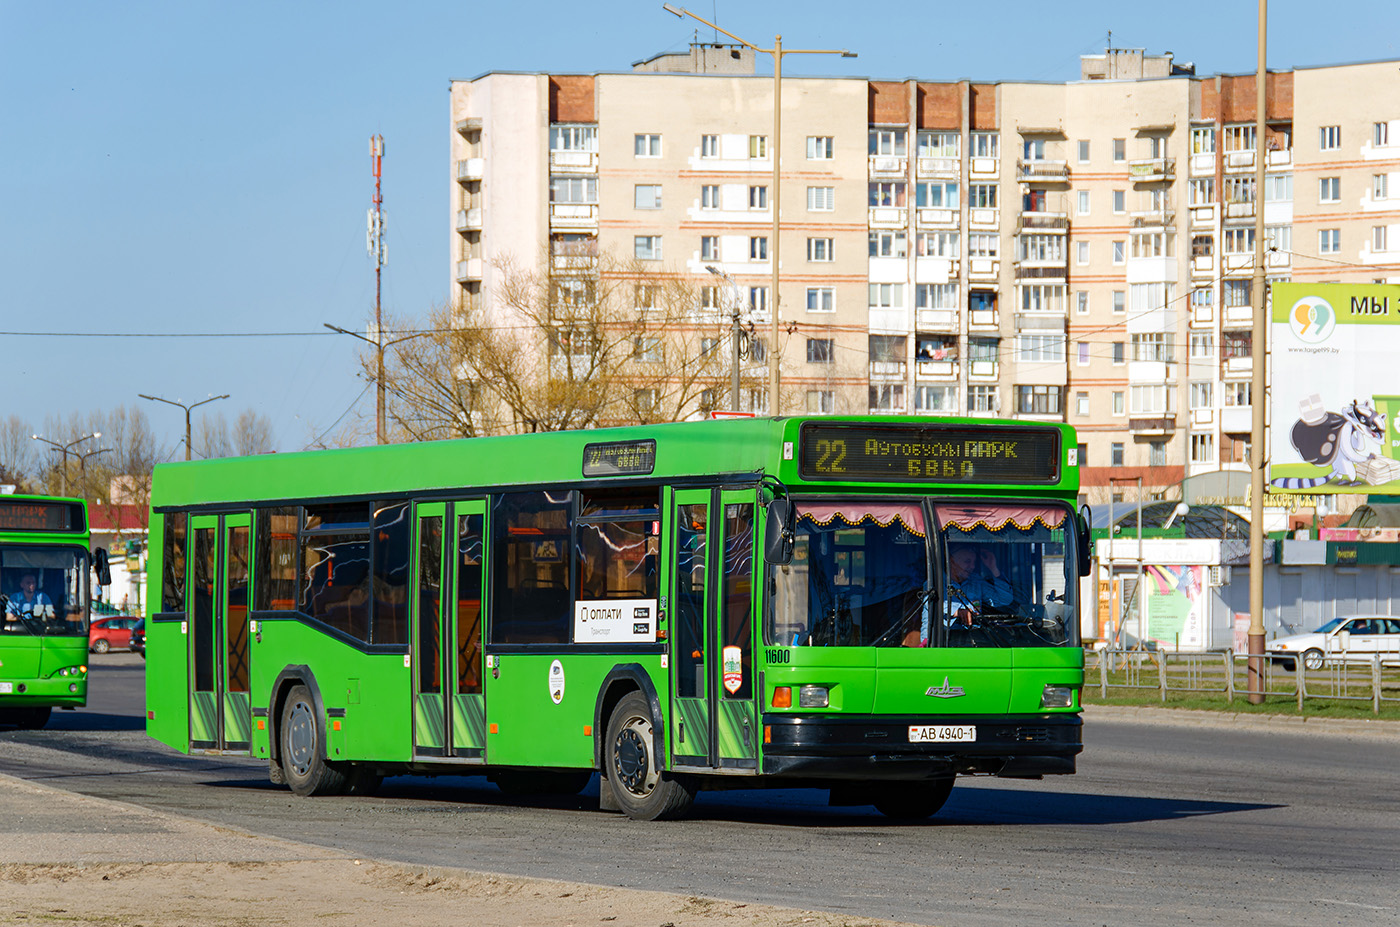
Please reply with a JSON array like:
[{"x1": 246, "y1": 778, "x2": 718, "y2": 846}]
[
  {"x1": 0, "y1": 546, "x2": 90, "y2": 637},
  {"x1": 770, "y1": 500, "x2": 1077, "y2": 649}
]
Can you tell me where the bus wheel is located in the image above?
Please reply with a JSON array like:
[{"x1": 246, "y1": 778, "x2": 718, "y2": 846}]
[
  {"x1": 604, "y1": 692, "x2": 694, "y2": 820},
  {"x1": 873, "y1": 778, "x2": 954, "y2": 821},
  {"x1": 279, "y1": 684, "x2": 347, "y2": 797}
]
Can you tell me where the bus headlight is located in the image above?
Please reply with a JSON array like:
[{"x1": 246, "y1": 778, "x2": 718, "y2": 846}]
[
  {"x1": 798, "y1": 685, "x2": 829, "y2": 708},
  {"x1": 1040, "y1": 685, "x2": 1075, "y2": 709}
]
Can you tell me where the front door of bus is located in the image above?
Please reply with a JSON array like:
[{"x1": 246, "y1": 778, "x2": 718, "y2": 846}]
[
  {"x1": 668, "y1": 488, "x2": 758, "y2": 770},
  {"x1": 412, "y1": 501, "x2": 486, "y2": 759},
  {"x1": 188, "y1": 512, "x2": 252, "y2": 753}
]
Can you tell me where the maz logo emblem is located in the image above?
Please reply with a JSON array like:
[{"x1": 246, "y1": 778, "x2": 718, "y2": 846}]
[{"x1": 925, "y1": 677, "x2": 966, "y2": 698}]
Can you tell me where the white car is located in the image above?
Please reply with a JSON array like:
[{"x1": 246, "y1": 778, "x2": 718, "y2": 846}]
[{"x1": 1267, "y1": 615, "x2": 1400, "y2": 671}]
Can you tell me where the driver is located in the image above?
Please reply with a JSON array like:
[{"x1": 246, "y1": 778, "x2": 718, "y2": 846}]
[
  {"x1": 5, "y1": 572, "x2": 54, "y2": 624},
  {"x1": 944, "y1": 544, "x2": 1013, "y2": 628}
]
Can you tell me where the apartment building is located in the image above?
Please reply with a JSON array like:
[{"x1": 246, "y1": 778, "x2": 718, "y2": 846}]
[{"x1": 448, "y1": 47, "x2": 1400, "y2": 502}]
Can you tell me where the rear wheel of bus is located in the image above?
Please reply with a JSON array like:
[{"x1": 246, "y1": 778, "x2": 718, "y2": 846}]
[
  {"x1": 604, "y1": 692, "x2": 694, "y2": 820},
  {"x1": 872, "y1": 777, "x2": 955, "y2": 821},
  {"x1": 279, "y1": 684, "x2": 348, "y2": 797}
]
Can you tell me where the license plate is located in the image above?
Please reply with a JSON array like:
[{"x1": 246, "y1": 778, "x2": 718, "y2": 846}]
[
  {"x1": 908, "y1": 725, "x2": 976, "y2": 743},
  {"x1": 0, "y1": 682, "x2": 12, "y2": 694}
]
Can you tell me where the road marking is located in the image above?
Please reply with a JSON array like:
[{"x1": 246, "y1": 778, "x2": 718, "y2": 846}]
[{"x1": 1318, "y1": 899, "x2": 1391, "y2": 911}]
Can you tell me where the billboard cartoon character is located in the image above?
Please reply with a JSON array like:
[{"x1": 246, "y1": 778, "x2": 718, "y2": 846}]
[{"x1": 1271, "y1": 395, "x2": 1386, "y2": 489}]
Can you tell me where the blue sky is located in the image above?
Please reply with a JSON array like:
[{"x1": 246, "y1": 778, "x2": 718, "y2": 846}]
[{"x1": 4, "y1": 0, "x2": 1398, "y2": 455}]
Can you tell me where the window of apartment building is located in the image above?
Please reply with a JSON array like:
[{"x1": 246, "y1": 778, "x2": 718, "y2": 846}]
[
  {"x1": 1264, "y1": 174, "x2": 1292, "y2": 202},
  {"x1": 1192, "y1": 235, "x2": 1214, "y2": 258},
  {"x1": 1374, "y1": 174, "x2": 1390, "y2": 200},
  {"x1": 1224, "y1": 228, "x2": 1255, "y2": 254},
  {"x1": 1319, "y1": 176, "x2": 1341, "y2": 203},
  {"x1": 635, "y1": 134, "x2": 662, "y2": 157},
  {"x1": 1224, "y1": 125, "x2": 1256, "y2": 152},
  {"x1": 807, "y1": 136, "x2": 834, "y2": 159},
  {"x1": 698, "y1": 388, "x2": 716, "y2": 414},
  {"x1": 806, "y1": 287, "x2": 835, "y2": 312},
  {"x1": 749, "y1": 135, "x2": 769, "y2": 159},
  {"x1": 1017, "y1": 385, "x2": 1062, "y2": 415},
  {"x1": 1191, "y1": 127, "x2": 1216, "y2": 154},
  {"x1": 807, "y1": 186, "x2": 835, "y2": 211},
  {"x1": 969, "y1": 132, "x2": 999, "y2": 159},
  {"x1": 918, "y1": 132, "x2": 959, "y2": 158},
  {"x1": 1131, "y1": 232, "x2": 1173, "y2": 258},
  {"x1": 1110, "y1": 442, "x2": 1125, "y2": 466},
  {"x1": 868, "y1": 127, "x2": 907, "y2": 156},
  {"x1": 1221, "y1": 330, "x2": 1252, "y2": 360},
  {"x1": 1113, "y1": 190, "x2": 1126, "y2": 213},
  {"x1": 1375, "y1": 122, "x2": 1391, "y2": 147},
  {"x1": 868, "y1": 230, "x2": 906, "y2": 258},
  {"x1": 634, "y1": 284, "x2": 658, "y2": 312},
  {"x1": 634, "y1": 184, "x2": 662, "y2": 209},
  {"x1": 550, "y1": 175, "x2": 597, "y2": 204},
  {"x1": 967, "y1": 385, "x2": 998, "y2": 413},
  {"x1": 700, "y1": 134, "x2": 719, "y2": 158},
  {"x1": 1189, "y1": 178, "x2": 1215, "y2": 205},
  {"x1": 749, "y1": 287, "x2": 769, "y2": 315},
  {"x1": 1374, "y1": 226, "x2": 1390, "y2": 252},
  {"x1": 1076, "y1": 442, "x2": 1089, "y2": 467},
  {"x1": 1077, "y1": 190, "x2": 1091, "y2": 215},
  {"x1": 700, "y1": 236, "x2": 719, "y2": 261},
  {"x1": 550, "y1": 125, "x2": 598, "y2": 152},
  {"x1": 1149, "y1": 441, "x2": 1168, "y2": 467},
  {"x1": 868, "y1": 283, "x2": 904, "y2": 309},
  {"x1": 1224, "y1": 175, "x2": 1255, "y2": 204},
  {"x1": 1020, "y1": 234, "x2": 1064, "y2": 262},
  {"x1": 869, "y1": 384, "x2": 906, "y2": 412},
  {"x1": 869, "y1": 334, "x2": 906, "y2": 366},
  {"x1": 1319, "y1": 228, "x2": 1341, "y2": 254},
  {"x1": 1130, "y1": 385, "x2": 1174, "y2": 415},
  {"x1": 1319, "y1": 125, "x2": 1341, "y2": 151},
  {"x1": 1018, "y1": 333, "x2": 1064, "y2": 363},
  {"x1": 634, "y1": 236, "x2": 662, "y2": 260},
  {"x1": 915, "y1": 181, "x2": 959, "y2": 208},
  {"x1": 633, "y1": 336, "x2": 663, "y2": 363},
  {"x1": 916, "y1": 283, "x2": 957, "y2": 310},
  {"x1": 1077, "y1": 139, "x2": 1091, "y2": 163},
  {"x1": 1190, "y1": 287, "x2": 1214, "y2": 312},
  {"x1": 1076, "y1": 291, "x2": 1089, "y2": 315},
  {"x1": 1190, "y1": 381, "x2": 1213, "y2": 409},
  {"x1": 1077, "y1": 341, "x2": 1090, "y2": 366},
  {"x1": 1112, "y1": 138, "x2": 1126, "y2": 162},
  {"x1": 1190, "y1": 332, "x2": 1215, "y2": 359},
  {"x1": 1224, "y1": 380, "x2": 1252, "y2": 407},
  {"x1": 915, "y1": 385, "x2": 957, "y2": 414},
  {"x1": 1223, "y1": 279, "x2": 1251, "y2": 307},
  {"x1": 1020, "y1": 283, "x2": 1065, "y2": 313},
  {"x1": 1112, "y1": 241, "x2": 1125, "y2": 264},
  {"x1": 700, "y1": 184, "x2": 720, "y2": 209},
  {"x1": 1075, "y1": 392, "x2": 1090, "y2": 416},
  {"x1": 916, "y1": 230, "x2": 960, "y2": 258},
  {"x1": 806, "y1": 390, "x2": 835, "y2": 413},
  {"x1": 699, "y1": 286, "x2": 720, "y2": 312},
  {"x1": 806, "y1": 338, "x2": 834, "y2": 364},
  {"x1": 808, "y1": 237, "x2": 835, "y2": 262},
  {"x1": 1112, "y1": 393, "x2": 1125, "y2": 417},
  {"x1": 968, "y1": 337, "x2": 998, "y2": 366},
  {"x1": 1113, "y1": 290, "x2": 1126, "y2": 314},
  {"x1": 968, "y1": 183, "x2": 998, "y2": 208},
  {"x1": 1131, "y1": 332, "x2": 1174, "y2": 363},
  {"x1": 1190, "y1": 433, "x2": 1216, "y2": 464},
  {"x1": 1112, "y1": 342, "x2": 1126, "y2": 365},
  {"x1": 633, "y1": 387, "x2": 657, "y2": 414},
  {"x1": 869, "y1": 181, "x2": 907, "y2": 207},
  {"x1": 748, "y1": 185, "x2": 769, "y2": 209},
  {"x1": 749, "y1": 236, "x2": 768, "y2": 260},
  {"x1": 1265, "y1": 225, "x2": 1292, "y2": 252},
  {"x1": 967, "y1": 233, "x2": 999, "y2": 258}
]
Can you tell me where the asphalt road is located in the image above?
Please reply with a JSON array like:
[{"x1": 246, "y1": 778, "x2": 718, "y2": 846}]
[{"x1": 3, "y1": 652, "x2": 1398, "y2": 927}]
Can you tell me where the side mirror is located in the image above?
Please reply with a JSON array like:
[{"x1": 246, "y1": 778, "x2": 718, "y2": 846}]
[
  {"x1": 764, "y1": 499, "x2": 794, "y2": 565},
  {"x1": 95, "y1": 548, "x2": 113, "y2": 587},
  {"x1": 1077, "y1": 505, "x2": 1093, "y2": 577}
]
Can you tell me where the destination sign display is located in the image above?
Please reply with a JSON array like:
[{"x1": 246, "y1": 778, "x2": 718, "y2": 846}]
[
  {"x1": 798, "y1": 423, "x2": 1060, "y2": 484},
  {"x1": 0, "y1": 500, "x2": 83, "y2": 533},
  {"x1": 583, "y1": 440, "x2": 657, "y2": 478}
]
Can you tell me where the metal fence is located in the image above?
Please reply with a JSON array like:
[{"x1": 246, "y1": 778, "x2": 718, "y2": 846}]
[{"x1": 1087, "y1": 646, "x2": 1400, "y2": 714}]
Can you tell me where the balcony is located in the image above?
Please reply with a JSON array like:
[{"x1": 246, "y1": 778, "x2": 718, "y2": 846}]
[
  {"x1": 868, "y1": 155, "x2": 907, "y2": 177},
  {"x1": 551, "y1": 252, "x2": 598, "y2": 271},
  {"x1": 1191, "y1": 255, "x2": 1216, "y2": 278},
  {"x1": 549, "y1": 149, "x2": 599, "y2": 173},
  {"x1": 1129, "y1": 157, "x2": 1176, "y2": 182},
  {"x1": 456, "y1": 207, "x2": 482, "y2": 233},
  {"x1": 1223, "y1": 355, "x2": 1253, "y2": 377},
  {"x1": 1222, "y1": 252, "x2": 1254, "y2": 275},
  {"x1": 1130, "y1": 208, "x2": 1175, "y2": 229},
  {"x1": 967, "y1": 258, "x2": 1000, "y2": 281},
  {"x1": 1223, "y1": 305, "x2": 1254, "y2": 327},
  {"x1": 1191, "y1": 300, "x2": 1215, "y2": 325},
  {"x1": 549, "y1": 203, "x2": 599, "y2": 229},
  {"x1": 1267, "y1": 249, "x2": 1291, "y2": 269},
  {"x1": 1267, "y1": 148, "x2": 1293, "y2": 169},
  {"x1": 968, "y1": 208, "x2": 999, "y2": 229},
  {"x1": 1224, "y1": 150, "x2": 1256, "y2": 171},
  {"x1": 455, "y1": 258, "x2": 483, "y2": 282},
  {"x1": 1221, "y1": 406, "x2": 1252, "y2": 433},
  {"x1": 868, "y1": 206, "x2": 907, "y2": 228},
  {"x1": 1224, "y1": 201, "x2": 1256, "y2": 220},
  {"x1": 916, "y1": 309, "x2": 958, "y2": 331},
  {"x1": 456, "y1": 159, "x2": 484, "y2": 183},
  {"x1": 1014, "y1": 263, "x2": 1068, "y2": 281},
  {"x1": 1016, "y1": 159, "x2": 1069, "y2": 183},
  {"x1": 1129, "y1": 415, "x2": 1176, "y2": 435},
  {"x1": 969, "y1": 308, "x2": 999, "y2": 329},
  {"x1": 455, "y1": 117, "x2": 482, "y2": 137},
  {"x1": 916, "y1": 207, "x2": 957, "y2": 227},
  {"x1": 1189, "y1": 152, "x2": 1215, "y2": 175},
  {"x1": 869, "y1": 360, "x2": 907, "y2": 380},
  {"x1": 968, "y1": 360, "x2": 999, "y2": 379},
  {"x1": 1190, "y1": 204, "x2": 1217, "y2": 227},
  {"x1": 970, "y1": 157, "x2": 999, "y2": 177},
  {"x1": 917, "y1": 156, "x2": 958, "y2": 177},
  {"x1": 916, "y1": 360, "x2": 958, "y2": 379},
  {"x1": 1017, "y1": 212, "x2": 1069, "y2": 232}
]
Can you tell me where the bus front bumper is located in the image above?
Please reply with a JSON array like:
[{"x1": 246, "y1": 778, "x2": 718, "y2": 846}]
[
  {"x1": 760, "y1": 712, "x2": 1082, "y2": 780},
  {"x1": 0, "y1": 677, "x2": 87, "y2": 708}
]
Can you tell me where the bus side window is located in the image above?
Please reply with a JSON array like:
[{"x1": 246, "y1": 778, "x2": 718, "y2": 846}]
[{"x1": 490, "y1": 492, "x2": 571, "y2": 645}]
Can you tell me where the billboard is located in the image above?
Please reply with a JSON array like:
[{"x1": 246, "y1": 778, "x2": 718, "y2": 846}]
[{"x1": 1269, "y1": 282, "x2": 1400, "y2": 495}]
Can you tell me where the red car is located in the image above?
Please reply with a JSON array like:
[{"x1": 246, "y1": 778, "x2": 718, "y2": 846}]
[{"x1": 89, "y1": 616, "x2": 141, "y2": 653}]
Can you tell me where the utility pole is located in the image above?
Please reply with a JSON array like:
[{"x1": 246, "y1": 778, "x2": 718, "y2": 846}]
[
  {"x1": 368, "y1": 134, "x2": 388, "y2": 445},
  {"x1": 707, "y1": 265, "x2": 747, "y2": 409},
  {"x1": 139, "y1": 394, "x2": 230, "y2": 461},
  {"x1": 1247, "y1": 0, "x2": 1269, "y2": 703},
  {"x1": 31, "y1": 432, "x2": 101, "y2": 496}
]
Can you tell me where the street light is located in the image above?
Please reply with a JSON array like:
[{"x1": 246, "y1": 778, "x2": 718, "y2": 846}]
[
  {"x1": 324, "y1": 322, "x2": 432, "y2": 445},
  {"x1": 138, "y1": 394, "x2": 230, "y2": 461},
  {"x1": 706, "y1": 265, "x2": 749, "y2": 410},
  {"x1": 664, "y1": 4, "x2": 856, "y2": 415},
  {"x1": 31, "y1": 432, "x2": 101, "y2": 496},
  {"x1": 74, "y1": 446, "x2": 112, "y2": 500}
]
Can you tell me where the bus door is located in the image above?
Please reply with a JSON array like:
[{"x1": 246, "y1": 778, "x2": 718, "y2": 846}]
[
  {"x1": 667, "y1": 488, "x2": 758, "y2": 770},
  {"x1": 412, "y1": 501, "x2": 486, "y2": 759},
  {"x1": 188, "y1": 512, "x2": 253, "y2": 752}
]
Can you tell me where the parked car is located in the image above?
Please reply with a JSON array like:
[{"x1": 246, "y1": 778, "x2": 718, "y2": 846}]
[
  {"x1": 89, "y1": 615, "x2": 141, "y2": 653},
  {"x1": 129, "y1": 619, "x2": 145, "y2": 659},
  {"x1": 1267, "y1": 615, "x2": 1400, "y2": 670}
]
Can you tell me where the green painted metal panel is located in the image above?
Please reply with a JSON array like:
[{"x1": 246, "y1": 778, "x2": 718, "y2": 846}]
[
  {"x1": 145, "y1": 619, "x2": 189, "y2": 751},
  {"x1": 415, "y1": 692, "x2": 445, "y2": 750},
  {"x1": 190, "y1": 690, "x2": 217, "y2": 743},
  {"x1": 715, "y1": 698, "x2": 756, "y2": 760},
  {"x1": 452, "y1": 693, "x2": 486, "y2": 750},
  {"x1": 223, "y1": 692, "x2": 252, "y2": 745},
  {"x1": 671, "y1": 696, "x2": 710, "y2": 757}
]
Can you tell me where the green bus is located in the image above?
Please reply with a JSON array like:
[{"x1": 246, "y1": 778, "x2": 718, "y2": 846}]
[
  {"x1": 145, "y1": 416, "x2": 1089, "y2": 820},
  {"x1": 1, "y1": 495, "x2": 109, "y2": 729}
]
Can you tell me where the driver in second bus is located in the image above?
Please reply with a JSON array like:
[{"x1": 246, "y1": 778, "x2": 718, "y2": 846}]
[{"x1": 5, "y1": 572, "x2": 54, "y2": 625}]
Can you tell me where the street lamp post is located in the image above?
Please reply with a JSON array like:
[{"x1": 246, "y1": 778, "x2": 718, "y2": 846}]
[
  {"x1": 664, "y1": 5, "x2": 856, "y2": 415},
  {"x1": 706, "y1": 265, "x2": 749, "y2": 410},
  {"x1": 74, "y1": 446, "x2": 112, "y2": 500},
  {"x1": 324, "y1": 323, "x2": 432, "y2": 444},
  {"x1": 31, "y1": 432, "x2": 101, "y2": 496},
  {"x1": 138, "y1": 394, "x2": 230, "y2": 461}
]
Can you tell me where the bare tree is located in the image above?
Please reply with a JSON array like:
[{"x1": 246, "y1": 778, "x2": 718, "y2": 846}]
[
  {"x1": 193, "y1": 411, "x2": 233, "y2": 460},
  {"x1": 0, "y1": 415, "x2": 38, "y2": 490},
  {"x1": 232, "y1": 409, "x2": 276, "y2": 456}
]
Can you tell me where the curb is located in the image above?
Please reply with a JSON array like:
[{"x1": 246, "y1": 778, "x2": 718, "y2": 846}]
[{"x1": 1083, "y1": 703, "x2": 1400, "y2": 739}]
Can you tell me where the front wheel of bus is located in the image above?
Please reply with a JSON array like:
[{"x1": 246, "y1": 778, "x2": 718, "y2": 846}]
[
  {"x1": 873, "y1": 777, "x2": 955, "y2": 821},
  {"x1": 604, "y1": 692, "x2": 694, "y2": 821},
  {"x1": 279, "y1": 684, "x2": 347, "y2": 797}
]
